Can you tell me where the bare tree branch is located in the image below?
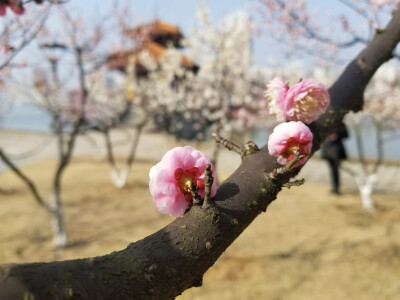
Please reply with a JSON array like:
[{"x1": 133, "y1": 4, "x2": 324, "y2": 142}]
[
  {"x1": 0, "y1": 6, "x2": 51, "y2": 70},
  {"x1": 0, "y1": 148, "x2": 53, "y2": 213}
]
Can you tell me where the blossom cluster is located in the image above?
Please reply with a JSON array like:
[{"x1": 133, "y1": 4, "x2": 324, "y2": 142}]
[
  {"x1": 149, "y1": 77, "x2": 329, "y2": 217},
  {"x1": 266, "y1": 77, "x2": 330, "y2": 167}
]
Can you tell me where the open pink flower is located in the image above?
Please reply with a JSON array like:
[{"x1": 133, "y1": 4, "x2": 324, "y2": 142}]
[
  {"x1": 149, "y1": 146, "x2": 217, "y2": 217},
  {"x1": 265, "y1": 78, "x2": 330, "y2": 124},
  {"x1": 265, "y1": 77, "x2": 288, "y2": 122},
  {"x1": 268, "y1": 121, "x2": 313, "y2": 167},
  {"x1": 284, "y1": 78, "x2": 330, "y2": 124}
]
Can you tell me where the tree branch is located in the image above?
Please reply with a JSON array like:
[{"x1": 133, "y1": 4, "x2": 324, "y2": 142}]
[
  {"x1": 1, "y1": 7, "x2": 400, "y2": 300},
  {"x1": 0, "y1": 149, "x2": 53, "y2": 213}
]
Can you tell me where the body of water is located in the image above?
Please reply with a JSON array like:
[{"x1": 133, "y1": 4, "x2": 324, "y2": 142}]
[
  {"x1": 1, "y1": 104, "x2": 52, "y2": 132},
  {"x1": 2, "y1": 104, "x2": 400, "y2": 161}
]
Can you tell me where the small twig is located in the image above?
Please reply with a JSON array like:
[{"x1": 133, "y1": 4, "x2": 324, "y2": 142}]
[
  {"x1": 267, "y1": 152, "x2": 305, "y2": 180},
  {"x1": 203, "y1": 164, "x2": 213, "y2": 208},
  {"x1": 242, "y1": 141, "x2": 259, "y2": 156},
  {"x1": 4, "y1": 136, "x2": 55, "y2": 160},
  {"x1": 282, "y1": 178, "x2": 305, "y2": 189},
  {"x1": 212, "y1": 133, "x2": 259, "y2": 158},
  {"x1": 190, "y1": 184, "x2": 202, "y2": 205},
  {"x1": 0, "y1": 149, "x2": 53, "y2": 213},
  {"x1": 212, "y1": 133, "x2": 242, "y2": 155}
]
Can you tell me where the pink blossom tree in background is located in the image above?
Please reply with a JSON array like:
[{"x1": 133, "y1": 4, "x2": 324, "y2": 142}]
[
  {"x1": 1, "y1": 5, "x2": 130, "y2": 247},
  {"x1": 257, "y1": 0, "x2": 399, "y2": 63},
  {"x1": 1, "y1": 1, "x2": 400, "y2": 298},
  {"x1": 0, "y1": 0, "x2": 55, "y2": 119},
  {"x1": 0, "y1": 0, "x2": 68, "y2": 219},
  {"x1": 0, "y1": 1, "x2": 52, "y2": 70}
]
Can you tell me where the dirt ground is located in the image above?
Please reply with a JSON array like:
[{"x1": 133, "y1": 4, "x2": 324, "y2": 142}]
[{"x1": 0, "y1": 157, "x2": 399, "y2": 299}]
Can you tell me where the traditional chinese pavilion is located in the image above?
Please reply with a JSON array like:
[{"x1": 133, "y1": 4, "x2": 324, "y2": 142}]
[{"x1": 108, "y1": 20, "x2": 197, "y2": 76}]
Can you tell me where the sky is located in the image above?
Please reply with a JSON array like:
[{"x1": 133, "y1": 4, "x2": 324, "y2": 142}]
[
  {"x1": 4, "y1": 0, "x2": 394, "y2": 73},
  {"x1": 57, "y1": 0, "x2": 368, "y2": 68},
  {"x1": 61, "y1": 0, "x2": 271, "y2": 65},
  {"x1": 2, "y1": 0, "x2": 400, "y2": 159}
]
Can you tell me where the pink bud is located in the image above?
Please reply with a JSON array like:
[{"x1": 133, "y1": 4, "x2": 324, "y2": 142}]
[
  {"x1": 149, "y1": 146, "x2": 217, "y2": 217},
  {"x1": 268, "y1": 121, "x2": 313, "y2": 167}
]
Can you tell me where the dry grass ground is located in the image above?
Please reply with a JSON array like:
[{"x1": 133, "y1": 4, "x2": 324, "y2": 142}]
[{"x1": 0, "y1": 157, "x2": 399, "y2": 299}]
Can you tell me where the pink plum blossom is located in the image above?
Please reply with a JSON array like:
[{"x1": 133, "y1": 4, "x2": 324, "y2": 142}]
[
  {"x1": 284, "y1": 78, "x2": 330, "y2": 124},
  {"x1": 149, "y1": 146, "x2": 217, "y2": 217},
  {"x1": 265, "y1": 77, "x2": 330, "y2": 124},
  {"x1": 265, "y1": 77, "x2": 288, "y2": 122},
  {"x1": 268, "y1": 121, "x2": 313, "y2": 167},
  {"x1": 0, "y1": 0, "x2": 24, "y2": 17}
]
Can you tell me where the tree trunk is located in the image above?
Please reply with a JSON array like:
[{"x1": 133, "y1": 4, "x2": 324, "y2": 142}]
[
  {"x1": 110, "y1": 166, "x2": 130, "y2": 188},
  {"x1": 350, "y1": 118, "x2": 382, "y2": 210},
  {"x1": 50, "y1": 190, "x2": 68, "y2": 247},
  {"x1": 107, "y1": 125, "x2": 144, "y2": 189},
  {"x1": 355, "y1": 174, "x2": 377, "y2": 210},
  {"x1": 0, "y1": 7, "x2": 400, "y2": 300}
]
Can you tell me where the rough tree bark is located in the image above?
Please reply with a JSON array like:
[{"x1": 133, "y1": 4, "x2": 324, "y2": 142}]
[{"x1": 1, "y1": 8, "x2": 400, "y2": 300}]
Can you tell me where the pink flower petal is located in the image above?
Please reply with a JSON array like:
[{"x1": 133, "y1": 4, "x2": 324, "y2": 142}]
[{"x1": 265, "y1": 77, "x2": 288, "y2": 122}]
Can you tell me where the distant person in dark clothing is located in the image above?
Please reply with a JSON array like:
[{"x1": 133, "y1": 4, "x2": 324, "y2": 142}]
[{"x1": 321, "y1": 122, "x2": 349, "y2": 195}]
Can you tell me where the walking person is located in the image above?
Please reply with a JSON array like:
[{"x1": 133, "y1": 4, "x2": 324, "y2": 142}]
[{"x1": 321, "y1": 122, "x2": 349, "y2": 195}]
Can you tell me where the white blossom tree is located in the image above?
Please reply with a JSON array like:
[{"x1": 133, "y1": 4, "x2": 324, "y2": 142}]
[
  {"x1": 257, "y1": 0, "x2": 399, "y2": 63},
  {"x1": 130, "y1": 6, "x2": 271, "y2": 169},
  {"x1": 343, "y1": 62, "x2": 400, "y2": 209}
]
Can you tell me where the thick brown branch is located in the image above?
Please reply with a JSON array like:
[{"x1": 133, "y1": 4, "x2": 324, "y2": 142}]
[{"x1": 1, "y1": 7, "x2": 400, "y2": 300}]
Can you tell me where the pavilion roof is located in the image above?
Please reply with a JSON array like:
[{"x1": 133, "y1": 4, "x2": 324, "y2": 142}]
[{"x1": 108, "y1": 40, "x2": 195, "y2": 73}]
